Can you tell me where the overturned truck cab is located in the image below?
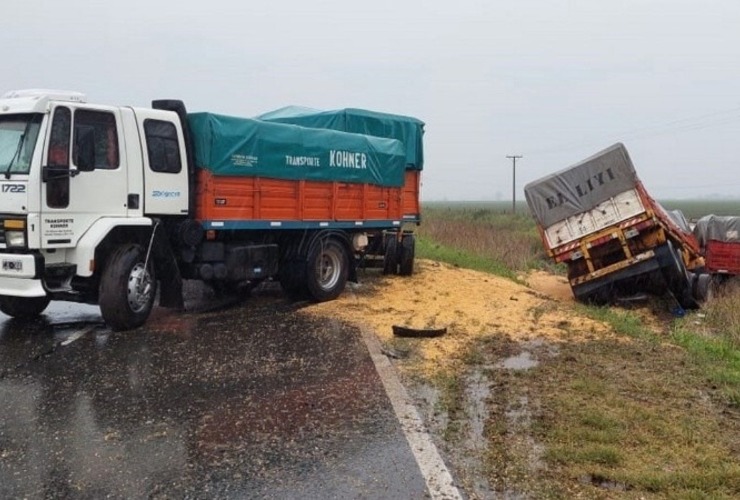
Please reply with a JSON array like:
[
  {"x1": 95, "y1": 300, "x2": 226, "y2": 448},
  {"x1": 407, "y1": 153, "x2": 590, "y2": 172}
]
[{"x1": 525, "y1": 143, "x2": 709, "y2": 308}]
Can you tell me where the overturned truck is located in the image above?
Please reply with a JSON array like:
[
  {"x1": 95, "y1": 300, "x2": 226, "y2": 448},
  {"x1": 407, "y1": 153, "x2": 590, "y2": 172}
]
[{"x1": 525, "y1": 143, "x2": 711, "y2": 308}]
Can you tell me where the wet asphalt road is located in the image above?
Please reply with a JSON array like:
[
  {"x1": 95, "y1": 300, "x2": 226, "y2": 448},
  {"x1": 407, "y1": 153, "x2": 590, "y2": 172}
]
[{"x1": 0, "y1": 285, "x2": 427, "y2": 499}]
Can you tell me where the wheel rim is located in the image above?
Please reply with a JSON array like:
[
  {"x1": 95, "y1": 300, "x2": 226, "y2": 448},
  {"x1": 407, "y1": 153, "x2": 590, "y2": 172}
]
[
  {"x1": 127, "y1": 262, "x2": 154, "y2": 313},
  {"x1": 315, "y1": 246, "x2": 342, "y2": 291}
]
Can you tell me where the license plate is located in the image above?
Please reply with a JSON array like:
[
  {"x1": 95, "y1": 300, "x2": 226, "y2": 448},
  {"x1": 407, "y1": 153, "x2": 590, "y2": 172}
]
[{"x1": 2, "y1": 260, "x2": 22, "y2": 271}]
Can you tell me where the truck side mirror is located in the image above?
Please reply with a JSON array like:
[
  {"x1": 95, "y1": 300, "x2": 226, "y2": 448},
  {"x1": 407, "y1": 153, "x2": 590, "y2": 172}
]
[{"x1": 75, "y1": 128, "x2": 96, "y2": 172}]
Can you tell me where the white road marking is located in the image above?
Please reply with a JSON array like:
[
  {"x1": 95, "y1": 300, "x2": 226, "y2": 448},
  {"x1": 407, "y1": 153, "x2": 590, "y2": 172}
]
[
  {"x1": 59, "y1": 325, "x2": 97, "y2": 346},
  {"x1": 360, "y1": 327, "x2": 463, "y2": 500}
]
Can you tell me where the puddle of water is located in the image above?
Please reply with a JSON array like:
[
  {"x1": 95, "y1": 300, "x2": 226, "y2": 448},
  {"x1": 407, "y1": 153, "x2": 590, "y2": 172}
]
[
  {"x1": 505, "y1": 395, "x2": 530, "y2": 426},
  {"x1": 504, "y1": 395, "x2": 546, "y2": 480},
  {"x1": 414, "y1": 383, "x2": 448, "y2": 433},
  {"x1": 413, "y1": 376, "x2": 497, "y2": 498},
  {"x1": 465, "y1": 370, "x2": 490, "y2": 448},
  {"x1": 462, "y1": 368, "x2": 496, "y2": 499},
  {"x1": 498, "y1": 351, "x2": 539, "y2": 371}
]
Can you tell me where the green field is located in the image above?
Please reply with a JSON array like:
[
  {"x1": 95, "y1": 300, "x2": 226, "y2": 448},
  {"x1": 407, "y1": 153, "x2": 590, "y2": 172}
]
[
  {"x1": 659, "y1": 199, "x2": 740, "y2": 219},
  {"x1": 423, "y1": 199, "x2": 740, "y2": 220}
]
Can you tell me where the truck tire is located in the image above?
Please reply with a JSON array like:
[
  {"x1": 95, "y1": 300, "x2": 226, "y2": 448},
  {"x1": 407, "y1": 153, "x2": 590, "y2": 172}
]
[
  {"x1": 305, "y1": 238, "x2": 348, "y2": 302},
  {"x1": 661, "y1": 241, "x2": 686, "y2": 287},
  {"x1": 99, "y1": 244, "x2": 157, "y2": 331},
  {"x1": 398, "y1": 233, "x2": 416, "y2": 276},
  {"x1": 661, "y1": 241, "x2": 698, "y2": 309},
  {"x1": 383, "y1": 235, "x2": 398, "y2": 275},
  {"x1": 0, "y1": 295, "x2": 51, "y2": 319},
  {"x1": 693, "y1": 273, "x2": 715, "y2": 303}
]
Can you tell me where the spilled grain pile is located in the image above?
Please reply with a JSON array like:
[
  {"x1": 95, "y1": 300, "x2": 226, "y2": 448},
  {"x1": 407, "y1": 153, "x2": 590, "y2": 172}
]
[{"x1": 306, "y1": 259, "x2": 610, "y2": 375}]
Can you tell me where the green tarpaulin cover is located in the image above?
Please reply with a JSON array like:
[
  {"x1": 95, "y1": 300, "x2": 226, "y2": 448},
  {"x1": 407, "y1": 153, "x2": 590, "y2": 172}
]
[
  {"x1": 257, "y1": 106, "x2": 424, "y2": 170},
  {"x1": 188, "y1": 112, "x2": 406, "y2": 187}
]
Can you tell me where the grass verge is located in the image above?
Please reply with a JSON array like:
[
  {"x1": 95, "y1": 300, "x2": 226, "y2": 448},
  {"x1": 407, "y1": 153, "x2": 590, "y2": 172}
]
[
  {"x1": 532, "y1": 332, "x2": 740, "y2": 498},
  {"x1": 413, "y1": 206, "x2": 740, "y2": 498},
  {"x1": 672, "y1": 323, "x2": 740, "y2": 409},
  {"x1": 417, "y1": 206, "x2": 547, "y2": 273},
  {"x1": 416, "y1": 236, "x2": 519, "y2": 281}
]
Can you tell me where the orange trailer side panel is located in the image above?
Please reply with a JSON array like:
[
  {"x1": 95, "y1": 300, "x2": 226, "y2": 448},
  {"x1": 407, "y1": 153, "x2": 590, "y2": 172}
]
[
  {"x1": 195, "y1": 170, "x2": 420, "y2": 223},
  {"x1": 402, "y1": 170, "x2": 421, "y2": 217}
]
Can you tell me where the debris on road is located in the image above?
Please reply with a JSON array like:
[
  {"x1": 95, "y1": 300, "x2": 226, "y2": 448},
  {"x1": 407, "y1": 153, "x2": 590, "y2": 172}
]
[{"x1": 392, "y1": 325, "x2": 447, "y2": 338}]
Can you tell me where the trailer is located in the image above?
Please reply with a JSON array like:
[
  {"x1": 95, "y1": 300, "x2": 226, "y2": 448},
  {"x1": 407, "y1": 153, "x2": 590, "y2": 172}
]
[
  {"x1": 693, "y1": 215, "x2": 740, "y2": 299},
  {"x1": 258, "y1": 106, "x2": 424, "y2": 272},
  {"x1": 0, "y1": 90, "x2": 424, "y2": 330},
  {"x1": 525, "y1": 143, "x2": 709, "y2": 307}
]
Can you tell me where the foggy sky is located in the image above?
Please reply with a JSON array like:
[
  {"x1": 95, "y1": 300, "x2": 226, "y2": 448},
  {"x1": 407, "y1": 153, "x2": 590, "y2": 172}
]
[{"x1": 5, "y1": 0, "x2": 740, "y2": 201}]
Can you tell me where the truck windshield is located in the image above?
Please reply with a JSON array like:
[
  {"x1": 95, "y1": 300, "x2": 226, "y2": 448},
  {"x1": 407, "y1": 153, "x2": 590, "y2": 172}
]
[{"x1": 0, "y1": 113, "x2": 43, "y2": 176}]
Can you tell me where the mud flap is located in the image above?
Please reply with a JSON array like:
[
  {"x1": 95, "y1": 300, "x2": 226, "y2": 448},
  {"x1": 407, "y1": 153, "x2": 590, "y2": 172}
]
[
  {"x1": 348, "y1": 258, "x2": 358, "y2": 283},
  {"x1": 151, "y1": 229, "x2": 184, "y2": 310}
]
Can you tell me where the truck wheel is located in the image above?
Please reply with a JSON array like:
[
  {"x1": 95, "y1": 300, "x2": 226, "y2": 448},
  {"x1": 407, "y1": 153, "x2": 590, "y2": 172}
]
[
  {"x1": 383, "y1": 235, "x2": 398, "y2": 275},
  {"x1": 0, "y1": 295, "x2": 51, "y2": 319},
  {"x1": 398, "y1": 233, "x2": 416, "y2": 276},
  {"x1": 693, "y1": 273, "x2": 715, "y2": 303},
  {"x1": 305, "y1": 238, "x2": 348, "y2": 302},
  {"x1": 99, "y1": 244, "x2": 157, "y2": 331},
  {"x1": 662, "y1": 241, "x2": 698, "y2": 309},
  {"x1": 661, "y1": 241, "x2": 686, "y2": 286}
]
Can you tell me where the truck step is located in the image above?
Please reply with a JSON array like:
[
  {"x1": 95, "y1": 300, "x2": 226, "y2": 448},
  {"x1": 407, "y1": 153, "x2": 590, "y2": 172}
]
[{"x1": 44, "y1": 263, "x2": 77, "y2": 292}]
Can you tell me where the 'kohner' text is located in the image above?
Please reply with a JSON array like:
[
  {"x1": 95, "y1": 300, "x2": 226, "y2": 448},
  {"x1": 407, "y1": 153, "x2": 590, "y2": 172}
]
[
  {"x1": 545, "y1": 167, "x2": 617, "y2": 210},
  {"x1": 329, "y1": 150, "x2": 367, "y2": 169}
]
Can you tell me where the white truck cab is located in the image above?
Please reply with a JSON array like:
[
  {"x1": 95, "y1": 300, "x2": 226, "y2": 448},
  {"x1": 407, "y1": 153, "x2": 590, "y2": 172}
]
[{"x1": 0, "y1": 90, "x2": 189, "y2": 328}]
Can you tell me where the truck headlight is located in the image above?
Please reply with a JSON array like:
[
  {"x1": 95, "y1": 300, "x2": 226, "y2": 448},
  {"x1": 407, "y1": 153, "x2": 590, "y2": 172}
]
[{"x1": 5, "y1": 230, "x2": 26, "y2": 247}]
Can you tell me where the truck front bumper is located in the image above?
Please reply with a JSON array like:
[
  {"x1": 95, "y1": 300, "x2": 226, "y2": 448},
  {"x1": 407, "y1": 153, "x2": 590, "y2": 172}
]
[{"x1": 0, "y1": 252, "x2": 46, "y2": 297}]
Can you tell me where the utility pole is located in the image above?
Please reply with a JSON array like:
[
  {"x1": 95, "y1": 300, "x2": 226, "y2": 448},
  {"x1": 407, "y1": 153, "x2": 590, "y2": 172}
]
[{"x1": 506, "y1": 155, "x2": 522, "y2": 213}]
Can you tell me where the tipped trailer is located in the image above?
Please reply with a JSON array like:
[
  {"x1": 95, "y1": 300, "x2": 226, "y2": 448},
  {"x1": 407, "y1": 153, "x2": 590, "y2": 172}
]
[
  {"x1": 525, "y1": 143, "x2": 710, "y2": 307},
  {"x1": 0, "y1": 90, "x2": 424, "y2": 330}
]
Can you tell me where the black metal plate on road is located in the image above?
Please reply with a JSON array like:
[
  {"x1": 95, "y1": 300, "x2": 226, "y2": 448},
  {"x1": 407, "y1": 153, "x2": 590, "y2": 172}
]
[{"x1": 392, "y1": 324, "x2": 447, "y2": 338}]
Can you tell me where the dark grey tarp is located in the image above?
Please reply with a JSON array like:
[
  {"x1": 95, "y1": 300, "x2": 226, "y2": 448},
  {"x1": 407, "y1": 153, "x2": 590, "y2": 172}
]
[
  {"x1": 693, "y1": 215, "x2": 740, "y2": 246},
  {"x1": 525, "y1": 143, "x2": 639, "y2": 227},
  {"x1": 666, "y1": 209, "x2": 691, "y2": 234}
]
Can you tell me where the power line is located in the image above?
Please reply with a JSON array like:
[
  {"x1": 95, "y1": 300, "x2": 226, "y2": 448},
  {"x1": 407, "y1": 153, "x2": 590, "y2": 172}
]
[{"x1": 526, "y1": 105, "x2": 740, "y2": 156}]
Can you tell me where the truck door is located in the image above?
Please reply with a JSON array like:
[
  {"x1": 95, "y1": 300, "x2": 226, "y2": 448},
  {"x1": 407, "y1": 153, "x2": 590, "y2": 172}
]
[
  {"x1": 132, "y1": 109, "x2": 189, "y2": 216},
  {"x1": 41, "y1": 105, "x2": 128, "y2": 248}
]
